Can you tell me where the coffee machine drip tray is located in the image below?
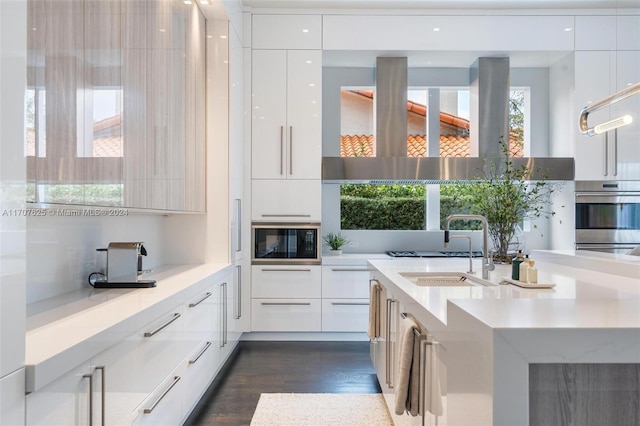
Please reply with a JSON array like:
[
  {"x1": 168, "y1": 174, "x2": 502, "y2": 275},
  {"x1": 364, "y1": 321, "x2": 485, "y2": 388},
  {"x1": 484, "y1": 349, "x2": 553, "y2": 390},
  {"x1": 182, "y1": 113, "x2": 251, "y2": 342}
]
[{"x1": 93, "y1": 280, "x2": 157, "y2": 289}]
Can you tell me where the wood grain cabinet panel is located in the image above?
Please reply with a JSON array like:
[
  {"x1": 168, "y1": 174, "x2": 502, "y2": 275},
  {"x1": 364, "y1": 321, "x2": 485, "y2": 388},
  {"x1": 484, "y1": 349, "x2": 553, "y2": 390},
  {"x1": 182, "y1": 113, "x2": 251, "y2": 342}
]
[{"x1": 27, "y1": 0, "x2": 205, "y2": 211}]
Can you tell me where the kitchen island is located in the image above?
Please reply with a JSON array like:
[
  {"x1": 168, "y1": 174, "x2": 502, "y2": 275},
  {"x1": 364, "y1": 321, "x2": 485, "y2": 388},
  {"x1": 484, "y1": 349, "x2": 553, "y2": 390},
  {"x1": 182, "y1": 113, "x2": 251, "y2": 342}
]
[{"x1": 368, "y1": 252, "x2": 640, "y2": 426}]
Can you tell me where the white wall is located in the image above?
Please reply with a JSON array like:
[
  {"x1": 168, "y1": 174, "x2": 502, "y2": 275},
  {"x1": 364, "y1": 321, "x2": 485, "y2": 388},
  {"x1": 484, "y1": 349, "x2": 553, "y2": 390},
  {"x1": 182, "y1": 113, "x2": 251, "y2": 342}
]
[{"x1": 26, "y1": 214, "x2": 166, "y2": 304}]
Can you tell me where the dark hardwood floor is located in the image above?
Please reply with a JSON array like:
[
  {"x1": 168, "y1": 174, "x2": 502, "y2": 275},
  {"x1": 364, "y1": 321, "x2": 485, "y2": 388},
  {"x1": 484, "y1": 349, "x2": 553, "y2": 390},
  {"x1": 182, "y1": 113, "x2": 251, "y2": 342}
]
[{"x1": 184, "y1": 341, "x2": 381, "y2": 425}]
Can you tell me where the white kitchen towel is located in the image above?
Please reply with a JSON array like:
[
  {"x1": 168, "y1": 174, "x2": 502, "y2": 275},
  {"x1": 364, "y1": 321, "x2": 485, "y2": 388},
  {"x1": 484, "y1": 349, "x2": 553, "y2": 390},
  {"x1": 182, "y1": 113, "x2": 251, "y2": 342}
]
[
  {"x1": 367, "y1": 281, "x2": 381, "y2": 339},
  {"x1": 394, "y1": 316, "x2": 420, "y2": 416}
]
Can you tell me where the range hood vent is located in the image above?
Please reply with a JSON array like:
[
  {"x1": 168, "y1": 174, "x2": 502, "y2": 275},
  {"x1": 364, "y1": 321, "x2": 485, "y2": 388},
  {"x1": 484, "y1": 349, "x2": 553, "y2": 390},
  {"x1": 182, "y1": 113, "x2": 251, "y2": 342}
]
[{"x1": 322, "y1": 56, "x2": 575, "y2": 182}]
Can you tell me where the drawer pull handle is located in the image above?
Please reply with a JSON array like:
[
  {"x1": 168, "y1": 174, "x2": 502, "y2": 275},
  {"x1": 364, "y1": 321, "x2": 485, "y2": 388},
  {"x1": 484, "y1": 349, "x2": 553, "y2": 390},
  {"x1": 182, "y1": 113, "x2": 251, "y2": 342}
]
[
  {"x1": 261, "y1": 213, "x2": 311, "y2": 217},
  {"x1": 144, "y1": 313, "x2": 181, "y2": 337},
  {"x1": 82, "y1": 373, "x2": 93, "y2": 426},
  {"x1": 331, "y1": 302, "x2": 369, "y2": 306},
  {"x1": 95, "y1": 366, "x2": 105, "y2": 426},
  {"x1": 262, "y1": 268, "x2": 311, "y2": 272},
  {"x1": 189, "y1": 341, "x2": 212, "y2": 365},
  {"x1": 143, "y1": 376, "x2": 181, "y2": 414},
  {"x1": 331, "y1": 268, "x2": 371, "y2": 272},
  {"x1": 189, "y1": 292, "x2": 212, "y2": 308},
  {"x1": 261, "y1": 302, "x2": 311, "y2": 306}
]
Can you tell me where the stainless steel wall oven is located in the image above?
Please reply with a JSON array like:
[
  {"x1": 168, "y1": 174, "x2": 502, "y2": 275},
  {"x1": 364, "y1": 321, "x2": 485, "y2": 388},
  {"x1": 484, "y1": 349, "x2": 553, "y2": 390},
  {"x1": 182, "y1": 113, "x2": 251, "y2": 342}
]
[
  {"x1": 575, "y1": 181, "x2": 640, "y2": 253},
  {"x1": 252, "y1": 222, "x2": 321, "y2": 264}
]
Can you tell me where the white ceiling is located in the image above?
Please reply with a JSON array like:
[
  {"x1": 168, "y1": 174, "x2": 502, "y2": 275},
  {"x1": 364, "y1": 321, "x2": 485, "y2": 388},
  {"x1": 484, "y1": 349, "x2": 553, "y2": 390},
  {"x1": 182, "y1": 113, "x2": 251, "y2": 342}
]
[{"x1": 242, "y1": 0, "x2": 640, "y2": 10}]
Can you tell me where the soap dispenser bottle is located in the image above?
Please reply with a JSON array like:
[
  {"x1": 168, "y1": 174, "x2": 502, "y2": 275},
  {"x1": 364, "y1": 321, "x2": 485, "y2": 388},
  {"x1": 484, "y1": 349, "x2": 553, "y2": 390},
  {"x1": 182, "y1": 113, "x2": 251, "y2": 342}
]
[
  {"x1": 526, "y1": 260, "x2": 538, "y2": 284},
  {"x1": 519, "y1": 255, "x2": 530, "y2": 282},
  {"x1": 511, "y1": 250, "x2": 524, "y2": 280}
]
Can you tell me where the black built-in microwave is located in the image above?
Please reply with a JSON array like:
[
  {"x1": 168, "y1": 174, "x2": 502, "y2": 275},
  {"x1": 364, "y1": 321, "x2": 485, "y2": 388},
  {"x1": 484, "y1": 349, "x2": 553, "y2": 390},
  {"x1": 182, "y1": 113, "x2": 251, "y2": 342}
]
[{"x1": 252, "y1": 223, "x2": 321, "y2": 264}]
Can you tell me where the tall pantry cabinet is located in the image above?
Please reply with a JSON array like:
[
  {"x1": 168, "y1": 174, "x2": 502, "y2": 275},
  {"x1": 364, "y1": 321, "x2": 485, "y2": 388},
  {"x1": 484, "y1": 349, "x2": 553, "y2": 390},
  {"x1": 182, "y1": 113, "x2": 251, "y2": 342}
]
[
  {"x1": 573, "y1": 16, "x2": 640, "y2": 181},
  {"x1": 250, "y1": 15, "x2": 322, "y2": 222}
]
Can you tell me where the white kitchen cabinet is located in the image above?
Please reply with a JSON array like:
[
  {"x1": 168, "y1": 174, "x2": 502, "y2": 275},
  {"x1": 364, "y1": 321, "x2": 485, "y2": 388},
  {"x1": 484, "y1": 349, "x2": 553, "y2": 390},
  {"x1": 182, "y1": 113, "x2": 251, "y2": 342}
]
[
  {"x1": 251, "y1": 298, "x2": 322, "y2": 332},
  {"x1": 90, "y1": 306, "x2": 185, "y2": 425},
  {"x1": 252, "y1": 14, "x2": 322, "y2": 50},
  {"x1": 251, "y1": 49, "x2": 321, "y2": 180},
  {"x1": 251, "y1": 179, "x2": 322, "y2": 221},
  {"x1": 617, "y1": 16, "x2": 640, "y2": 50},
  {"x1": 1, "y1": 369, "x2": 25, "y2": 426},
  {"x1": 133, "y1": 365, "x2": 184, "y2": 426},
  {"x1": 574, "y1": 16, "x2": 617, "y2": 51},
  {"x1": 321, "y1": 266, "x2": 371, "y2": 332},
  {"x1": 252, "y1": 265, "x2": 321, "y2": 299},
  {"x1": 26, "y1": 362, "x2": 92, "y2": 426},
  {"x1": 574, "y1": 51, "x2": 640, "y2": 180}
]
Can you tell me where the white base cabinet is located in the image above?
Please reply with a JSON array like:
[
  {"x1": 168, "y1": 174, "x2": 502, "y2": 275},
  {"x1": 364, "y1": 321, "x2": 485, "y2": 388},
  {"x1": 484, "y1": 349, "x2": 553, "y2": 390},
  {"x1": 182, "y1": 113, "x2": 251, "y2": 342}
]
[
  {"x1": 26, "y1": 267, "x2": 238, "y2": 426},
  {"x1": 321, "y1": 266, "x2": 371, "y2": 332},
  {"x1": 0, "y1": 369, "x2": 25, "y2": 426}
]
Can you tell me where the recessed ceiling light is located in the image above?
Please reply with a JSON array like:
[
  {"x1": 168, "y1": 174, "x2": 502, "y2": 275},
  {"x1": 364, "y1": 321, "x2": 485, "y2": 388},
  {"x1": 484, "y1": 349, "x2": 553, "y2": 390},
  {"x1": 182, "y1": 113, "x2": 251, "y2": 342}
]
[
  {"x1": 433, "y1": 27, "x2": 440, "y2": 32},
  {"x1": 220, "y1": 35, "x2": 227, "y2": 39},
  {"x1": 306, "y1": 60, "x2": 312, "y2": 64},
  {"x1": 183, "y1": 0, "x2": 192, "y2": 4},
  {"x1": 302, "y1": 29, "x2": 309, "y2": 33},
  {"x1": 309, "y1": 83, "x2": 315, "y2": 87},
  {"x1": 564, "y1": 27, "x2": 572, "y2": 32}
]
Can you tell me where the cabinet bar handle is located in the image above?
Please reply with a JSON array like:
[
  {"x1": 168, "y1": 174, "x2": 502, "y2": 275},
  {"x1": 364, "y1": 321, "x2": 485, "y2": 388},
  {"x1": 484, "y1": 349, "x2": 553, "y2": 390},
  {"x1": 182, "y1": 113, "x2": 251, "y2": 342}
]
[
  {"x1": 385, "y1": 298, "x2": 392, "y2": 386},
  {"x1": 261, "y1": 302, "x2": 311, "y2": 306},
  {"x1": 280, "y1": 126, "x2": 284, "y2": 175},
  {"x1": 289, "y1": 126, "x2": 293, "y2": 175},
  {"x1": 83, "y1": 373, "x2": 93, "y2": 426},
  {"x1": 261, "y1": 213, "x2": 312, "y2": 217},
  {"x1": 235, "y1": 199, "x2": 242, "y2": 252},
  {"x1": 235, "y1": 265, "x2": 242, "y2": 319},
  {"x1": 94, "y1": 366, "x2": 105, "y2": 426},
  {"x1": 613, "y1": 129, "x2": 618, "y2": 176},
  {"x1": 262, "y1": 268, "x2": 311, "y2": 272},
  {"x1": 224, "y1": 283, "x2": 228, "y2": 345},
  {"x1": 144, "y1": 313, "x2": 181, "y2": 337},
  {"x1": 331, "y1": 302, "x2": 369, "y2": 306},
  {"x1": 603, "y1": 132, "x2": 609, "y2": 176},
  {"x1": 331, "y1": 268, "x2": 371, "y2": 272},
  {"x1": 188, "y1": 292, "x2": 211, "y2": 308},
  {"x1": 143, "y1": 376, "x2": 181, "y2": 414},
  {"x1": 189, "y1": 341, "x2": 212, "y2": 365}
]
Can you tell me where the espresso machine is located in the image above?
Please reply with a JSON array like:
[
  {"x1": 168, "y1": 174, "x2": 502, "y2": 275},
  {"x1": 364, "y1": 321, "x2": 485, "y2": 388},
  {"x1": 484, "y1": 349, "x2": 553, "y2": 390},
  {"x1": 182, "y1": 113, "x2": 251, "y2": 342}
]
[{"x1": 92, "y1": 242, "x2": 156, "y2": 288}]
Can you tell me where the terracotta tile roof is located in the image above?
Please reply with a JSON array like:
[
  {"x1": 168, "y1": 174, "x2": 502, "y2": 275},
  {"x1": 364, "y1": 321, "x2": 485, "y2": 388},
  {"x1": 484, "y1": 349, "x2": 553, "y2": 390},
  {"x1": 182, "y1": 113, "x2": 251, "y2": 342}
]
[
  {"x1": 25, "y1": 129, "x2": 123, "y2": 157},
  {"x1": 340, "y1": 133, "x2": 524, "y2": 158}
]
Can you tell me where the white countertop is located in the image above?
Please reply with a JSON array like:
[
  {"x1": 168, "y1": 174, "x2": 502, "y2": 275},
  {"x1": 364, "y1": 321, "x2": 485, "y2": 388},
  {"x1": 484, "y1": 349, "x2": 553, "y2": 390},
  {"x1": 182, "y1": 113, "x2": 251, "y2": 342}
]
[
  {"x1": 368, "y1": 257, "x2": 640, "y2": 328},
  {"x1": 25, "y1": 262, "x2": 230, "y2": 392}
]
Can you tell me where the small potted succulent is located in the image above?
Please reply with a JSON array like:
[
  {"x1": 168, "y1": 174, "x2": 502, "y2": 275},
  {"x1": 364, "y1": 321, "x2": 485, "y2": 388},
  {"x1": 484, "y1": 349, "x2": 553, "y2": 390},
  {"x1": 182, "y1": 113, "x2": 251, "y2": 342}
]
[{"x1": 323, "y1": 232, "x2": 350, "y2": 255}]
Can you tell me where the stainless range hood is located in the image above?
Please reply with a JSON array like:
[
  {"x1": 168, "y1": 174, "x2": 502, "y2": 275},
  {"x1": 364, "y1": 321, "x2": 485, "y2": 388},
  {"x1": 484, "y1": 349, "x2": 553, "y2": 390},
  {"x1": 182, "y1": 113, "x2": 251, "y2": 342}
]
[{"x1": 322, "y1": 56, "x2": 574, "y2": 183}]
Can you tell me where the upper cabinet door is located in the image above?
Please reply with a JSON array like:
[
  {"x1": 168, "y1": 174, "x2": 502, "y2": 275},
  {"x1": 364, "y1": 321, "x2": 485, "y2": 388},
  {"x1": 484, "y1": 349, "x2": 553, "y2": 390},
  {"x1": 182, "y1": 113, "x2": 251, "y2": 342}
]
[
  {"x1": 251, "y1": 50, "x2": 288, "y2": 179},
  {"x1": 251, "y1": 50, "x2": 322, "y2": 180},
  {"x1": 252, "y1": 15, "x2": 322, "y2": 49},
  {"x1": 286, "y1": 50, "x2": 322, "y2": 180},
  {"x1": 611, "y1": 51, "x2": 640, "y2": 180}
]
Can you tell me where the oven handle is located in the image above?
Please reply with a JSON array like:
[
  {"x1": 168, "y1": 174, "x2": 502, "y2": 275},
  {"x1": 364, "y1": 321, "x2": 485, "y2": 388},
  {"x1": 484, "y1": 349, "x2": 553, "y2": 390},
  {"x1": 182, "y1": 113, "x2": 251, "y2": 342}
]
[
  {"x1": 576, "y1": 192, "x2": 640, "y2": 197},
  {"x1": 576, "y1": 244, "x2": 638, "y2": 250}
]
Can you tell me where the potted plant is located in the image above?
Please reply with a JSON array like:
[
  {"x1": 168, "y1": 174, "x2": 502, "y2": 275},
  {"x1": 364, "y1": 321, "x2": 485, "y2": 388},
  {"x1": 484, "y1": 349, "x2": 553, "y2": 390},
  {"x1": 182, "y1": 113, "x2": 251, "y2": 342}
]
[
  {"x1": 323, "y1": 232, "x2": 350, "y2": 255},
  {"x1": 455, "y1": 137, "x2": 559, "y2": 263}
]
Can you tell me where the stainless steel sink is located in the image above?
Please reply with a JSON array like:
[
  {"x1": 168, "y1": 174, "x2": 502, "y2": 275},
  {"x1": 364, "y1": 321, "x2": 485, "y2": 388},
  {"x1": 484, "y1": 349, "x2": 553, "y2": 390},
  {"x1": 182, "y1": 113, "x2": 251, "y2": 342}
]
[{"x1": 399, "y1": 272, "x2": 494, "y2": 287}]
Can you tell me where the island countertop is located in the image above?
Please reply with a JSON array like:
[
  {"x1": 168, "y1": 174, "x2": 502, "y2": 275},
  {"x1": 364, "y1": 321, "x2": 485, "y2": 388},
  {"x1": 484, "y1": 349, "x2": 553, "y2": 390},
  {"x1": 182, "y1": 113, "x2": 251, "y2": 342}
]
[
  {"x1": 367, "y1": 257, "x2": 640, "y2": 328},
  {"x1": 368, "y1": 253, "x2": 640, "y2": 426}
]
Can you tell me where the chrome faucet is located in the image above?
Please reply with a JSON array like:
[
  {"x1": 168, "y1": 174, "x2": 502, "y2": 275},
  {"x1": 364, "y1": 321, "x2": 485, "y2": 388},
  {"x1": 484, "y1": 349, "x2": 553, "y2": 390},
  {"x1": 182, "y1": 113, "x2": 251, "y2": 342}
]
[
  {"x1": 447, "y1": 235, "x2": 474, "y2": 274},
  {"x1": 444, "y1": 214, "x2": 495, "y2": 280}
]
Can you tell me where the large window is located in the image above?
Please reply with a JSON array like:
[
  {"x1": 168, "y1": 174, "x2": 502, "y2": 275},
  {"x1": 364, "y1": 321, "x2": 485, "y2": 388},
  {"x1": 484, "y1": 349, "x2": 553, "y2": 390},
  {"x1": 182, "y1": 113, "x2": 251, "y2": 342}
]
[{"x1": 338, "y1": 85, "x2": 530, "y2": 232}]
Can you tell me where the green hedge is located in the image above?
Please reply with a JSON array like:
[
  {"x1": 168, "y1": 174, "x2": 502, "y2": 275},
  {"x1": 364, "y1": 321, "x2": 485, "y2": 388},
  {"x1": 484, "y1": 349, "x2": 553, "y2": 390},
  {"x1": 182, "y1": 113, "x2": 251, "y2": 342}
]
[{"x1": 339, "y1": 184, "x2": 482, "y2": 231}]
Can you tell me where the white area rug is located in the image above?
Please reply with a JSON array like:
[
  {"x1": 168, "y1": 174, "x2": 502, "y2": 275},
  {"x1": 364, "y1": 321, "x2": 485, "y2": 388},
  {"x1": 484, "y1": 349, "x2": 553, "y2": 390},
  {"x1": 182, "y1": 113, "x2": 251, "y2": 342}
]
[{"x1": 250, "y1": 393, "x2": 393, "y2": 425}]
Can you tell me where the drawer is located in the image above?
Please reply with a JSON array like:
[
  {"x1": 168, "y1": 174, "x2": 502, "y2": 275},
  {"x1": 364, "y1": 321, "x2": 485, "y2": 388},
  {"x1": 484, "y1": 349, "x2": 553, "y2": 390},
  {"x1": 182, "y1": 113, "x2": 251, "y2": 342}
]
[
  {"x1": 182, "y1": 337, "x2": 219, "y2": 418},
  {"x1": 321, "y1": 266, "x2": 371, "y2": 299},
  {"x1": 183, "y1": 287, "x2": 215, "y2": 348},
  {"x1": 252, "y1": 265, "x2": 321, "y2": 298},
  {"x1": 251, "y1": 299, "x2": 321, "y2": 332},
  {"x1": 133, "y1": 363, "x2": 185, "y2": 426},
  {"x1": 321, "y1": 299, "x2": 370, "y2": 332}
]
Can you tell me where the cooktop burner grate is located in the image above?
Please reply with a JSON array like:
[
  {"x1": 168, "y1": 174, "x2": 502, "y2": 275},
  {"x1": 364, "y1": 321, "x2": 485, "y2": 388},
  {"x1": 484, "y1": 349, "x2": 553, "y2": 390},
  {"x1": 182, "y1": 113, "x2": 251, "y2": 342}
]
[{"x1": 387, "y1": 250, "x2": 483, "y2": 258}]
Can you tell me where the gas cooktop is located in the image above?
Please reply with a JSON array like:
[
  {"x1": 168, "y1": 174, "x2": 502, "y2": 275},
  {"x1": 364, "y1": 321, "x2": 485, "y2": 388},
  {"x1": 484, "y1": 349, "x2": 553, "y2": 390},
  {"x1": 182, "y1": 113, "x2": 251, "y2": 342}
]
[{"x1": 387, "y1": 250, "x2": 483, "y2": 258}]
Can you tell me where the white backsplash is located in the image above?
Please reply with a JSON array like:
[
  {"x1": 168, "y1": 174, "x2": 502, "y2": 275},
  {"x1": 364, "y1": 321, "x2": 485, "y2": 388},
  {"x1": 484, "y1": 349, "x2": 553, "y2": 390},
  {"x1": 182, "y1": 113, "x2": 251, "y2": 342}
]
[{"x1": 26, "y1": 214, "x2": 166, "y2": 304}]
